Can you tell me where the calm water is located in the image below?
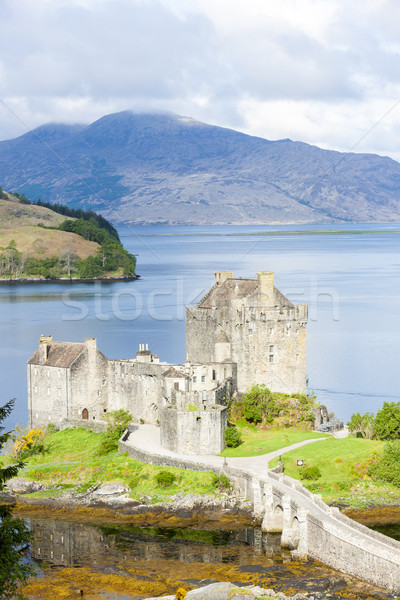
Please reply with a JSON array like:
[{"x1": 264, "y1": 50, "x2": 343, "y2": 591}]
[
  {"x1": 26, "y1": 516, "x2": 391, "y2": 599},
  {"x1": 2, "y1": 223, "x2": 400, "y2": 428}
]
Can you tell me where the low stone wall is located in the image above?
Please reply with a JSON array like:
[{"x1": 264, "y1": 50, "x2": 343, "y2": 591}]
[
  {"x1": 61, "y1": 418, "x2": 107, "y2": 433},
  {"x1": 119, "y1": 429, "x2": 400, "y2": 592}
]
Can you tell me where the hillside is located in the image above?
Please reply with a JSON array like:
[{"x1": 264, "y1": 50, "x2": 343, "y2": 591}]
[
  {"x1": 0, "y1": 194, "x2": 136, "y2": 279},
  {"x1": 0, "y1": 196, "x2": 99, "y2": 259},
  {"x1": 0, "y1": 111, "x2": 400, "y2": 225}
]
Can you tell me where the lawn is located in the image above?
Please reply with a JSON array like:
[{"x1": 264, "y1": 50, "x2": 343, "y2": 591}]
[
  {"x1": 267, "y1": 435, "x2": 399, "y2": 507},
  {"x1": 220, "y1": 420, "x2": 329, "y2": 457},
  {"x1": 11, "y1": 428, "x2": 219, "y2": 502}
]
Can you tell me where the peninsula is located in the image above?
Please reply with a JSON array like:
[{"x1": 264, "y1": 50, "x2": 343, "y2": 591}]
[{"x1": 0, "y1": 189, "x2": 137, "y2": 281}]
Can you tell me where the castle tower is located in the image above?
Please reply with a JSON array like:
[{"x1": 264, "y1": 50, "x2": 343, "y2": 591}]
[{"x1": 185, "y1": 270, "x2": 308, "y2": 395}]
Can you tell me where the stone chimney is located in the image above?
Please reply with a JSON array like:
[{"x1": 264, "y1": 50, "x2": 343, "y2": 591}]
[
  {"x1": 136, "y1": 343, "x2": 152, "y2": 363},
  {"x1": 257, "y1": 271, "x2": 274, "y2": 305},
  {"x1": 39, "y1": 334, "x2": 52, "y2": 363},
  {"x1": 214, "y1": 271, "x2": 234, "y2": 285},
  {"x1": 85, "y1": 337, "x2": 97, "y2": 356}
]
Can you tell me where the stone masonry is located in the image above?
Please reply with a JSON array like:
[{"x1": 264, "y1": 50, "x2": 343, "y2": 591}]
[{"x1": 27, "y1": 270, "x2": 307, "y2": 454}]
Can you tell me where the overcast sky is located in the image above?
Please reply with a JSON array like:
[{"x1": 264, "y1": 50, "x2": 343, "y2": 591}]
[{"x1": 1, "y1": 0, "x2": 400, "y2": 160}]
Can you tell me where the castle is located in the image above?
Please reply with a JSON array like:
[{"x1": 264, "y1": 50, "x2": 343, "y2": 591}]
[{"x1": 28, "y1": 270, "x2": 308, "y2": 454}]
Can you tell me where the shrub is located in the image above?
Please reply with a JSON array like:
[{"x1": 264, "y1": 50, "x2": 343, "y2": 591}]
[
  {"x1": 210, "y1": 472, "x2": 232, "y2": 491},
  {"x1": 300, "y1": 465, "x2": 321, "y2": 480},
  {"x1": 156, "y1": 470, "x2": 176, "y2": 487},
  {"x1": 224, "y1": 425, "x2": 242, "y2": 448},
  {"x1": 12, "y1": 426, "x2": 46, "y2": 459},
  {"x1": 218, "y1": 474, "x2": 231, "y2": 490},
  {"x1": 98, "y1": 409, "x2": 133, "y2": 455},
  {"x1": 369, "y1": 440, "x2": 400, "y2": 486}
]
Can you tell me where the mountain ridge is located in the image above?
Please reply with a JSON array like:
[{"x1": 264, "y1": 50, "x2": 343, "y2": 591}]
[{"x1": 0, "y1": 111, "x2": 399, "y2": 225}]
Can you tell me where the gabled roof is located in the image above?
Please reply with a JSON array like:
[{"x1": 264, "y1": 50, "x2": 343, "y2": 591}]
[
  {"x1": 198, "y1": 279, "x2": 258, "y2": 308},
  {"x1": 28, "y1": 342, "x2": 86, "y2": 368},
  {"x1": 162, "y1": 366, "x2": 187, "y2": 379},
  {"x1": 197, "y1": 277, "x2": 294, "y2": 309}
]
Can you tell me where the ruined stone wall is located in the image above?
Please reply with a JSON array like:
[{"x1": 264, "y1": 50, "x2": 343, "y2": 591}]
[{"x1": 160, "y1": 405, "x2": 227, "y2": 455}]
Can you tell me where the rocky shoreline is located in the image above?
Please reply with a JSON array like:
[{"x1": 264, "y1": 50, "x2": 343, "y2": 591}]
[
  {"x1": 0, "y1": 274, "x2": 140, "y2": 284},
  {"x1": 5, "y1": 477, "x2": 257, "y2": 528}
]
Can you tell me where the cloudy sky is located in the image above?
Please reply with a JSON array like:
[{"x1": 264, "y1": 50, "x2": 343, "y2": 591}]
[{"x1": 1, "y1": 0, "x2": 400, "y2": 159}]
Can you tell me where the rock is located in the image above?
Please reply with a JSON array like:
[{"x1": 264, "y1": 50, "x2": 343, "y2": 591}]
[
  {"x1": 6, "y1": 477, "x2": 44, "y2": 494},
  {"x1": 91, "y1": 483, "x2": 128, "y2": 496}
]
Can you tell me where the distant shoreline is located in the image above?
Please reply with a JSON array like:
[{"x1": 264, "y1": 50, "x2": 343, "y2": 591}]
[
  {"x1": 0, "y1": 275, "x2": 140, "y2": 285},
  {"x1": 134, "y1": 229, "x2": 400, "y2": 238}
]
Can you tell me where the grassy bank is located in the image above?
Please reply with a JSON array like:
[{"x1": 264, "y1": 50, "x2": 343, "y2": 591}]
[{"x1": 5, "y1": 428, "x2": 218, "y2": 503}]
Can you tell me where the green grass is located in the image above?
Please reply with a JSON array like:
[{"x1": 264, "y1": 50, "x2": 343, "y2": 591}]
[
  {"x1": 15, "y1": 428, "x2": 219, "y2": 501},
  {"x1": 268, "y1": 436, "x2": 392, "y2": 507},
  {"x1": 220, "y1": 421, "x2": 329, "y2": 457}
]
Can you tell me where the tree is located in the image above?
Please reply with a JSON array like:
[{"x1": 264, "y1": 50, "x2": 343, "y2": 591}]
[
  {"x1": 60, "y1": 247, "x2": 78, "y2": 278},
  {"x1": 347, "y1": 412, "x2": 375, "y2": 439},
  {"x1": 0, "y1": 399, "x2": 34, "y2": 599},
  {"x1": 374, "y1": 401, "x2": 400, "y2": 440}
]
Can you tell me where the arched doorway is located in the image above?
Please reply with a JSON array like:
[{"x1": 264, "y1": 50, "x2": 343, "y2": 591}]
[{"x1": 82, "y1": 408, "x2": 89, "y2": 420}]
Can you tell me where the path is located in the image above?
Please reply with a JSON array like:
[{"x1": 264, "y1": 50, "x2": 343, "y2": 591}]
[{"x1": 127, "y1": 424, "x2": 328, "y2": 475}]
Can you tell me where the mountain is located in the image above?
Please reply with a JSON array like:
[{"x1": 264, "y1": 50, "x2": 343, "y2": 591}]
[{"x1": 0, "y1": 111, "x2": 400, "y2": 225}]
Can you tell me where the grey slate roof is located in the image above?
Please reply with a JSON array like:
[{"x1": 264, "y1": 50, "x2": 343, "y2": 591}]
[{"x1": 28, "y1": 342, "x2": 86, "y2": 368}]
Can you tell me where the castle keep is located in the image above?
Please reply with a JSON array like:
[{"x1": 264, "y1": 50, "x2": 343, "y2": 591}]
[{"x1": 28, "y1": 270, "x2": 307, "y2": 454}]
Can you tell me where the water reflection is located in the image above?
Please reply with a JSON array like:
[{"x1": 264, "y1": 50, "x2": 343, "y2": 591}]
[
  {"x1": 27, "y1": 517, "x2": 393, "y2": 600},
  {"x1": 30, "y1": 519, "x2": 271, "y2": 568}
]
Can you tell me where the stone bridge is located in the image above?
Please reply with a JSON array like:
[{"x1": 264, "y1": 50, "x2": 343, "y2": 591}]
[{"x1": 120, "y1": 425, "x2": 400, "y2": 592}]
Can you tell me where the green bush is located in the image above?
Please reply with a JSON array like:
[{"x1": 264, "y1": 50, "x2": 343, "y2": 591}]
[
  {"x1": 300, "y1": 465, "x2": 321, "y2": 480},
  {"x1": 210, "y1": 472, "x2": 231, "y2": 491},
  {"x1": 156, "y1": 470, "x2": 176, "y2": 487},
  {"x1": 369, "y1": 440, "x2": 400, "y2": 486},
  {"x1": 224, "y1": 425, "x2": 242, "y2": 448},
  {"x1": 98, "y1": 409, "x2": 132, "y2": 455}
]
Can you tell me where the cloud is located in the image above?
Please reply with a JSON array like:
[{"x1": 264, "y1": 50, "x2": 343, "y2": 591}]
[{"x1": 0, "y1": 0, "x2": 400, "y2": 160}]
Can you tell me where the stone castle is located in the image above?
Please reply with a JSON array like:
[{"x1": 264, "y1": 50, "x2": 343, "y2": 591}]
[{"x1": 28, "y1": 270, "x2": 308, "y2": 454}]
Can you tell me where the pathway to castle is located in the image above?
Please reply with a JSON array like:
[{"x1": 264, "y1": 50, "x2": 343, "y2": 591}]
[
  {"x1": 126, "y1": 424, "x2": 329, "y2": 475},
  {"x1": 121, "y1": 425, "x2": 400, "y2": 592}
]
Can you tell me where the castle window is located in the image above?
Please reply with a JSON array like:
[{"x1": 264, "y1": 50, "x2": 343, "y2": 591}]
[
  {"x1": 104, "y1": 409, "x2": 107, "y2": 413},
  {"x1": 34, "y1": 368, "x2": 37, "y2": 376},
  {"x1": 248, "y1": 328, "x2": 253, "y2": 336},
  {"x1": 269, "y1": 345, "x2": 274, "y2": 352},
  {"x1": 270, "y1": 327, "x2": 274, "y2": 334},
  {"x1": 47, "y1": 371, "x2": 50, "y2": 378},
  {"x1": 47, "y1": 387, "x2": 50, "y2": 395},
  {"x1": 196, "y1": 416, "x2": 201, "y2": 422},
  {"x1": 212, "y1": 370, "x2": 216, "y2": 381},
  {"x1": 58, "y1": 370, "x2": 61, "y2": 379},
  {"x1": 193, "y1": 376, "x2": 197, "y2": 383},
  {"x1": 58, "y1": 388, "x2": 61, "y2": 397},
  {"x1": 34, "y1": 386, "x2": 37, "y2": 394},
  {"x1": 174, "y1": 382, "x2": 179, "y2": 390},
  {"x1": 269, "y1": 355, "x2": 274, "y2": 363},
  {"x1": 201, "y1": 375, "x2": 205, "y2": 383}
]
